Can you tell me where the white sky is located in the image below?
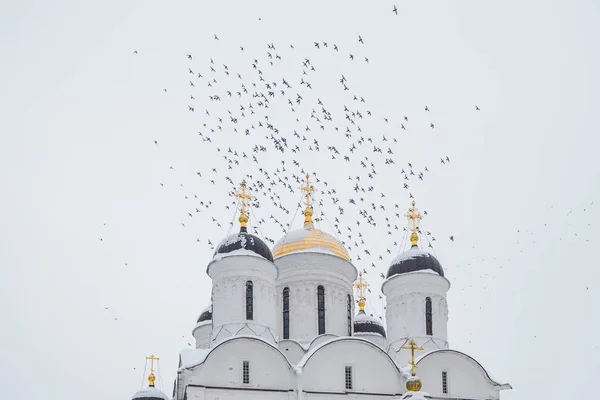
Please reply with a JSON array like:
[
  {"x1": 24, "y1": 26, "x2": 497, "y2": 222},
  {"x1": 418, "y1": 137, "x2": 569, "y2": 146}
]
[{"x1": 1, "y1": 1, "x2": 599, "y2": 399}]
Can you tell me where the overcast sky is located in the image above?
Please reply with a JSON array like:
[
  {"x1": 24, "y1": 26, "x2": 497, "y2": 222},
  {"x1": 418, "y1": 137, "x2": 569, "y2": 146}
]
[{"x1": 1, "y1": 1, "x2": 599, "y2": 399}]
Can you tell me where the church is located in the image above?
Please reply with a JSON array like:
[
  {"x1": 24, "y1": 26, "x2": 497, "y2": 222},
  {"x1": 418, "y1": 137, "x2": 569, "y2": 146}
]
[{"x1": 132, "y1": 176, "x2": 511, "y2": 400}]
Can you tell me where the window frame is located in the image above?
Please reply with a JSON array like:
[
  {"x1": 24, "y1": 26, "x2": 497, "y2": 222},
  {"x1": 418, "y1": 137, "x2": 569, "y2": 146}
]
[
  {"x1": 317, "y1": 285, "x2": 326, "y2": 335},
  {"x1": 425, "y1": 296, "x2": 433, "y2": 336},
  {"x1": 345, "y1": 365, "x2": 353, "y2": 390},
  {"x1": 347, "y1": 294, "x2": 352, "y2": 336},
  {"x1": 242, "y1": 360, "x2": 250, "y2": 384},
  {"x1": 442, "y1": 370, "x2": 448, "y2": 394},
  {"x1": 246, "y1": 281, "x2": 254, "y2": 321},
  {"x1": 283, "y1": 287, "x2": 290, "y2": 339}
]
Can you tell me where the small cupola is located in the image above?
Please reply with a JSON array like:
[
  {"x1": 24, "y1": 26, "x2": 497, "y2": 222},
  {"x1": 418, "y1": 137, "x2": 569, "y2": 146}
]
[{"x1": 131, "y1": 355, "x2": 170, "y2": 400}]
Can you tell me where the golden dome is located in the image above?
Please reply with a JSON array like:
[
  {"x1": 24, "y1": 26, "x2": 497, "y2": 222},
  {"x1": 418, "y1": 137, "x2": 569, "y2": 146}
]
[
  {"x1": 272, "y1": 222, "x2": 350, "y2": 261},
  {"x1": 406, "y1": 376, "x2": 422, "y2": 392}
]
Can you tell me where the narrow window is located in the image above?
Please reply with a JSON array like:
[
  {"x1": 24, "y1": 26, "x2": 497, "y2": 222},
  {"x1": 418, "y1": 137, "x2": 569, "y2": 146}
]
[
  {"x1": 425, "y1": 296, "x2": 432, "y2": 336},
  {"x1": 442, "y1": 371, "x2": 448, "y2": 394},
  {"x1": 246, "y1": 281, "x2": 253, "y2": 320},
  {"x1": 242, "y1": 361, "x2": 250, "y2": 384},
  {"x1": 317, "y1": 285, "x2": 325, "y2": 334},
  {"x1": 283, "y1": 287, "x2": 290, "y2": 339},
  {"x1": 347, "y1": 294, "x2": 352, "y2": 336},
  {"x1": 345, "y1": 366, "x2": 353, "y2": 390}
]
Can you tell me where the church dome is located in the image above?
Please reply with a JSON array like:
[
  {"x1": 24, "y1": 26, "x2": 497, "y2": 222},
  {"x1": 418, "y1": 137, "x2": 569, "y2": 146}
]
[
  {"x1": 197, "y1": 305, "x2": 212, "y2": 323},
  {"x1": 272, "y1": 221, "x2": 349, "y2": 261},
  {"x1": 354, "y1": 310, "x2": 386, "y2": 337},
  {"x1": 213, "y1": 226, "x2": 273, "y2": 262},
  {"x1": 132, "y1": 387, "x2": 170, "y2": 400},
  {"x1": 387, "y1": 245, "x2": 444, "y2": 278},
  {"x1": 274, "y1": 173, "x2": 350, "y2": 261}
]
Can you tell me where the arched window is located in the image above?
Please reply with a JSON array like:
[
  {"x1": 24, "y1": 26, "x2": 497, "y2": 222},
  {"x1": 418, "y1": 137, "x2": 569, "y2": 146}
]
[
  {"x1": 317, "y1": 285, "x2": 325, "y2": 335},
  {"x1": 246, "y1": 281, "x2": 253, "y2": 320},
  {"x1": 283, "y1": 287, "x2": 290, "y2": 339},
  {"x1": 425, "y1": 296, "x2": 432, "y2": 335},
  {"x1": 347, "y1": 294, "x2": 352, "y2": 336}
]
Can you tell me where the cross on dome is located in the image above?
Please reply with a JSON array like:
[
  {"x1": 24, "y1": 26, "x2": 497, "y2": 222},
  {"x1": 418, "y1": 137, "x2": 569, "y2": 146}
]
[
  {"x1": 299, "y1": 173, "x2": 315, "y2": 226},
  {"x1": 234, "y1": 180, "x2": 253, "y2": 229},
  {"x1": 353, "y1": 272, "x2": 369, "y2": 311},
  {"x1": 404, "y1": 200, "x2": 423, "y2": 247},
  {"x1": 401, "y1": 339, "x2": 424, "y2": 377},
  {"x1": 145, "y1": 354, "x2": 160, "y2": 387}
]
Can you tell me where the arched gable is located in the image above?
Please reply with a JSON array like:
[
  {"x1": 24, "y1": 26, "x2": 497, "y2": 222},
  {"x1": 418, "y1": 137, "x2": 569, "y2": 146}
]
[
  {"x1": 185, "y1": 336, "x2": 295, "y2": 390},
  {"x1": 299, "y1": 337, "x2": 404, "y2": 394},
  {"x1": 416, "y1": 349, "x2": 511, "y2": 398}
]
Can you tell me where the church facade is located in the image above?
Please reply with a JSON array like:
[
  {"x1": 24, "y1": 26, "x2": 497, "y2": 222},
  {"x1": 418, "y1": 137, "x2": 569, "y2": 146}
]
[{"x1": 134, "y1": 178, "x2": 511, "y2": 400}]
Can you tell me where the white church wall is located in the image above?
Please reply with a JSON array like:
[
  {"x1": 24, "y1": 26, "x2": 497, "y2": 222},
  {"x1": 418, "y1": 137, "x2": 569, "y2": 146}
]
[
  {"x1": 186, "y1": 337, "x2": 295, "y2": 390},
  {"x1": 299, "y1": 338, "x2": 404, "y2": 395},
  {"x1": 304, "y1": 393, "x2": 398, "y2": 400},
  {"x1": 187, "y1": 387, "x2": 291, "y2": 400},
  {"x1": 308, "y1": 334, "x2": 339, "y2": 349},
  {"x1": 278, "y1": 340, "x2": 307, "y2": 365},
  {"x1": 208, "y1": 256, "x2": 279, "y2": 344},
  {"x1": 353, "y1": 332, "x2": 386, "y2": 348},
  {"x1": 382, "y1": 272, "x2": 450, "y2": 352},
  {"x1": 275, "y1": 253, "x2": 357, "y2": 343},
  {"x1": 416, "y1": 350, "x2": 508, "y2": 400}
]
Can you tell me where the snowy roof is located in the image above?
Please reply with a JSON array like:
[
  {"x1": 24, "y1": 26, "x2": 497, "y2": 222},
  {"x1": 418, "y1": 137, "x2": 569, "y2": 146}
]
[
  {"x1": 179, "y1": 335, "x2": 285, "y2": 371},
  {"x1": 179, "y1": 348, "x2": 211, "y2": 370},
  {"x1": 354, "y1": 311, "x2": 386, "y2": 337},
  {"x1": 297, "y1": 336, "x2": 399, "y2": 371},
  {"x1": 387, "y1": 246, "x2": 444, "y2": 278},
  {"x1": 415, "y1": 349, "x2": 512, "y2": 389},
  {"x1": 132, "y1": 386, "x2": 170, "y2": 400},
  {"x1": 400, "y1": 389, "x2": 430, "y2": 399},
  {"x1": 212, "y1": 229, "x2": 273, "y2": 262},
  {"x1": 272, "y1": 224, "x2": 350, "y2": 261}
]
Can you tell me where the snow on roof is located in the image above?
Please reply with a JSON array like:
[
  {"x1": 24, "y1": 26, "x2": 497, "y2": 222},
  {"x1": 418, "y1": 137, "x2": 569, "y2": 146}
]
[
  {"x1": 400, "y1": 390, "x2": 430, "y2": 399},
  {"x1": 179, "y1": 335, "x2": 284, "y2": 371},
  {"x1": 273, "y1": 226, "x2": 313, "y2": 247},
  {"x1": 414, "y1": 349, "x2": 511, "y2": 389},
  {"x1": 277, "y1": 246, "x2": 340, "y2": 258},
  {"x1": 297, "y1": 336, "x2": 397, "y2": 370},
  {"x1": 354, "y1": 312, "x2": 384, "y2": 325},
  {"x1": 216, "y1": 232, "x2": 248, "y2": 249},
  {"x1": 132, "y1": 386, "x2": 170, "y2": 400},
  {"x1": 179, "y1": 348, "x2": 211, "y2": 369},
  {"x1": 212, "y1": 248, "x2": 265, "y2": 261},
  {"x1": 390, "y1": 246, "x2": 431, "y2": 265}
]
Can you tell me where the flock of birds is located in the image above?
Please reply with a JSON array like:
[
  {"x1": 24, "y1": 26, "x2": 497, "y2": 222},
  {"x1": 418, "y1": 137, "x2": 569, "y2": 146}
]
[
  {"x1": 128, "y1": 33, "x2": 485, "y2": 317},
  {"x1": 120, "y1": 32, "x2": 594, "y2": 319},
  {"x1": 120, "y1": 31, "x2": 593, "y2": 324}
]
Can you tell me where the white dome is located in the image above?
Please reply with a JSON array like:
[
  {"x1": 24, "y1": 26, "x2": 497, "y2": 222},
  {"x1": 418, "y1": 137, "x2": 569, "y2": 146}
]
[
  {"x1": 132, "y1": 386, "x2": 170, "y2": 400},
  {"x1": 272, "y1": 223, "x2": 349, "y2": 260},
  {"x1": 354, "y1": 311, "x2": 386, "y2": 337}
]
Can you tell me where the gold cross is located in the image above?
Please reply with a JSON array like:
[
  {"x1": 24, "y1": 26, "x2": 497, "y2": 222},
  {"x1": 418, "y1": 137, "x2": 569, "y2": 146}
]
[
  {"x1": 145, "y1": 354, "x2": 159, "y2": 387},
  {"x1": 145, "y1": 354, "x2": 159, "y2": 375},
  {"x1": 299, "y1": 173, "x2": 315, "y2": 209},
  {"x1": 299, "y1": 173, "x2": 315, "y2": 225},
  {"x1": 401, "y1": 339, "x2": 424, "y2": 376},
  {"x1": 353, "y1": 272, "x2": 369, "y2": 311},
  {"x1": 234, "y1": 180, "x2": 253, "y2": 228},
  {"x1": 404, "y1": 200, "x2": 423, "y2": 246}
]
